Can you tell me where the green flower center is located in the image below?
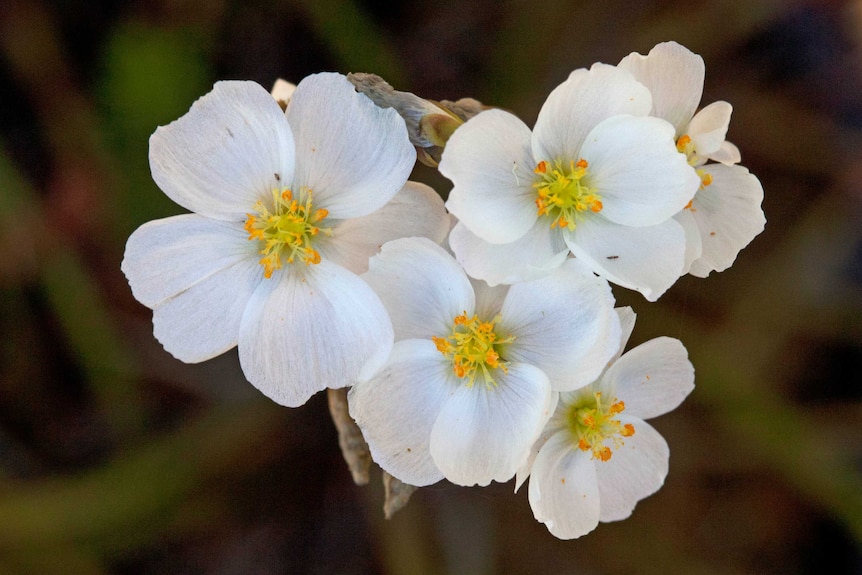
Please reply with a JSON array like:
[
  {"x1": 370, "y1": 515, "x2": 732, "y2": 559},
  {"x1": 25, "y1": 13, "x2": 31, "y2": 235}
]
[
  {"x1": 432, "y1": 313, "x2": 515, "y2": 388},
  {"x1": 533, "y1": 159, "x2": 603, "y2": 231},
  {"x1": 244, "y1": 188, "x2": 331, "y2": 278},
  {"x1": 566, "y1": 391, "x2": 635, "y2": 462}
]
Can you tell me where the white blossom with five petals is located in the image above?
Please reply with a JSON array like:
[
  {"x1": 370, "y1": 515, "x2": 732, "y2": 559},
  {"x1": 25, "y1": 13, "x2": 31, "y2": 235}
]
[
  {"x1": 441, "y1": 63, "x2": 701, "y2": 301},
  {"x1": 515, "y1": 308, "x2": 694, "y2": 539},
  {"x1": 618, "y1": 41, "x2": 766, "y2": 277},
  {"x1": 122, "y1": 73, "x2": 449, "y2": 407},
  {"x1": 348, "y1": 237, "x2": 621, "y2": 487}
]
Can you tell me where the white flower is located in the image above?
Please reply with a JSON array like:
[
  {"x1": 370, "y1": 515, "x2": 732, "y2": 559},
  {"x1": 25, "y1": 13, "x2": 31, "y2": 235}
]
[
  {"x1": 618, "y1": 41, "x2": 766, "y2": 277},
  {"x1": 348, "y1": 237, "x2": 620, "y2": 487},
  {"x1": 516, "y1": 310, "x2": 694, "y2": 539},
  {"x1": 122, "y1": 73, "x2": 449, "y2": 407},
  {"x1": 440, "y1": 63, "x2": 700, "y2": 301}
]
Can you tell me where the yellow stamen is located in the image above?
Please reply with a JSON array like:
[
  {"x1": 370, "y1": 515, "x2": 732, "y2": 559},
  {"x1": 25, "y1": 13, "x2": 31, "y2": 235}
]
[
  {"x1": 433, "y1": 312, "x2": 515, "y2": 388},
  {"x1": 243, "y1": 187, "x2": 332, "y2": 278},
  {"x1": 677, "y1": 133, "x2": 710, "y2": 167},
  {"x1": 697, "y1": 169, "x2": 713, "y2": 188},
  {"x1": 567, "y1": 391, "x2": 635, "y2": 462},
  {"x1": 533, "y1": 158, "x2": 602, "y2": 231},
  {"x1": 608, "y1": 400, "x2": 625, "y2": 415}
]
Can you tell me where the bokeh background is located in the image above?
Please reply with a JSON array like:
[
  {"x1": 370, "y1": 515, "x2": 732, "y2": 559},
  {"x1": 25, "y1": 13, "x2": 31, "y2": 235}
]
[{"x1": 1, "y1": 0, "x2": 861, "y2": 573}]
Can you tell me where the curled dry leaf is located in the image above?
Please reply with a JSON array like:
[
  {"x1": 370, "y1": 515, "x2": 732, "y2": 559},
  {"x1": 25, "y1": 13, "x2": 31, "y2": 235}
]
[
  {"x1": 382, "y1": 471, "x2": 418, "y2": 519},
  {"x1": 327, "y1": 387, "x2": 372, "y2": 485}
]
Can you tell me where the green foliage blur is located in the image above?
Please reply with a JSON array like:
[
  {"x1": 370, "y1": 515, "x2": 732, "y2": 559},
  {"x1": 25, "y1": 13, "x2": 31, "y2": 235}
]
[{"x1": 0, "y1": 0, "x2": 860, "y2": 573}]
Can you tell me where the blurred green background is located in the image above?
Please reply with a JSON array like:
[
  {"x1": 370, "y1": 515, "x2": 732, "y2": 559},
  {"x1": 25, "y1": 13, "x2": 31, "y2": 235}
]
[{"x1": 1, "y1": 0, "x2": 861, "y2": 573}]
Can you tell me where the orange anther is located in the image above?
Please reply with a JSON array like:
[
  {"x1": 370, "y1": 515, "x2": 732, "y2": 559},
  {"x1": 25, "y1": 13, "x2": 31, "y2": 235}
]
[{"x1": 676, "y1": 135, "x2": 692, "y2": 151}]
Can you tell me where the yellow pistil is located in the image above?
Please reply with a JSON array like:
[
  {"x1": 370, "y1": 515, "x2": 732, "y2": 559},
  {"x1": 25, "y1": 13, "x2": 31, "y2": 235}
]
[
  {"x1": 432, "y1": 312, "x2": 515, "y2": 388},
  {"x1": 566, "y1": 391, "x2": 635, "y2": 462},
  {"x1": 244, "y1": 187, "x2": 331, "y2": 278},
  {"x1": 533, "y1": 159, "x2": 603, "y2": 231}
]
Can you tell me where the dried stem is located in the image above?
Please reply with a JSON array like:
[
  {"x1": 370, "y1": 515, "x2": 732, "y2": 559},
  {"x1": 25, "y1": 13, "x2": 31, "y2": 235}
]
[
  {"x1": 326, "y1": 388, "x2": 371, "y2": 485},
  {"x1": 382, "y1": 471, "x2": 417, "y2": 519}
]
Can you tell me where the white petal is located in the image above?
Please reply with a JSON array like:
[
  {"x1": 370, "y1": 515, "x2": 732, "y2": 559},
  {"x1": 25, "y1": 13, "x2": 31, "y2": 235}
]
[
  {"x1": 688, "y1": 164, "x2": 766, "y2": 277},
  {"x1": 674, "y1": 209, "x2": 704, "y2": 276},
  {"x1": 286, "y1": 73, "x2": 414, "y2": 219},
  {"x1": 566, "y1": 216, "x2": 687, "y2": 301},
  {"x1": 687, "y1": 101, "x2": 733, "y2": 158},
  {"x1": 611, "y1": 306, "x2": 637, "y2": 363},
  {"x1": 348, "y1": 339, "x2": 450, "y2": 486},
  {"x1": 238, "y1": 261, "x2": 393, "y2": 407},
  {"x1": 528, "y1": 431, "x2": 601, "y2": 539},
  {"x1": 440, "y1": 109, "x2": 539, "y2": 244},
  {"x1": 595, "y1": 417, "x2": 669, "y2": 522},
  {"x1": 430, "y1": 363, "x2": 553, "y2": 486},
  {"x1": 362, "y1": 237, "x2": 474, "y2": 341},
  {"x1": 149, "y1": 81, "x2": 295, "y2": 221},
  {"x1": 708, "y1": 140, "x2": 742, "y2": 166},
  {"x1": 514, "y1": 394, "x2": 561, "y2": 492},
  {"x1": 448, "y1": 219, "x2": 569, "y2": 286},
  {"x1": 151, "y1": 257, "x2": 263, "y2": 363},
  {"x1": 122, "y1": 214, "x2": 258, "y2": 308},
  {"x1": 322, "y1": 181, "x2": 450, "y2": 274},
  {"x1": 471, "y1": 279, "x2": 510, "y2": 320},
  {"x1": 617, "y1": 41, "x2": 704, "y2": 135},
  {"x1": 533, "y1": 63, "x2": 652, "y2": 162},
  {"x1": 580, "y1": 115, "x2": 700, "y2": 227},
  {"x1": 502, "y1": 259, "x2": 621, "y2": 391},
  {"x1": 602, "y1": 337, "x2": 694, "y2": 420}
]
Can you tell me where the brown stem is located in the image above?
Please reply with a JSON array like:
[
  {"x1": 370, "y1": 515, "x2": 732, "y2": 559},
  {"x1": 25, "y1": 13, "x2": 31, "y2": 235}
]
[
  {"x1": 326, "y1": 388, "x2": 371, "y2": 485},
  {"x1": 382, "y1": 472, "x2": 417, "y2": 519}
]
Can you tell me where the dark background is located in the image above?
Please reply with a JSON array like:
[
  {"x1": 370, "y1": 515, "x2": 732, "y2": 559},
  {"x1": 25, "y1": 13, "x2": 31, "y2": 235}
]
[{"x1": 0, "y1": 0, "x2": 860, "y2": 573}]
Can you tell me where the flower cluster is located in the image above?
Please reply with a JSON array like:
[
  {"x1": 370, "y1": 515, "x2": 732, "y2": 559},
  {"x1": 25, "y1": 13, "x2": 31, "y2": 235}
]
[{"x1": 123, "y1": 42, "x2": 764, "y2": 539}]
